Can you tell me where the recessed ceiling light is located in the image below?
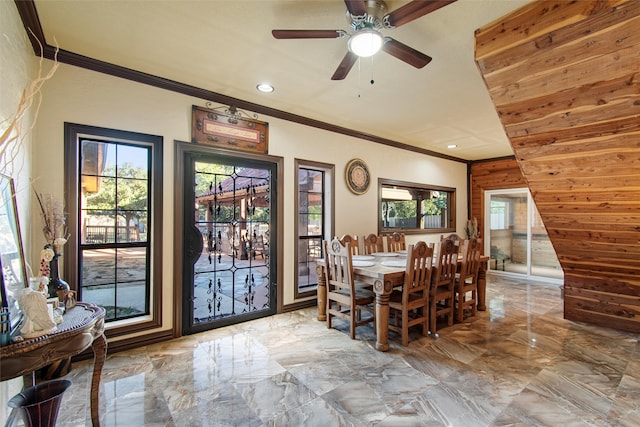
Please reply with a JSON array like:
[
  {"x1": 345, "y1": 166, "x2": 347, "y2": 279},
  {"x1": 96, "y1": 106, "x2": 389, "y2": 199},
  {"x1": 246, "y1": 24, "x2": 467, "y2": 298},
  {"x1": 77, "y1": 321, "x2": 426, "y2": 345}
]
[
  {"x1": 447, "y1": 144, "x2": 458, "y2": 149},
  {"x1": 256, "y1": 83, "x2": 274, "y2": 93}
]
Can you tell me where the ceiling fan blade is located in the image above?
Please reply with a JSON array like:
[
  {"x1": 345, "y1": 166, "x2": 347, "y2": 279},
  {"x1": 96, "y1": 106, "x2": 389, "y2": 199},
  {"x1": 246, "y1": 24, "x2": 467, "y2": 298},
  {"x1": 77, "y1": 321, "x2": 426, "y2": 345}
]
[
  {"x1": 344, "y1": 0, "x2": 367, "y2": 17},
  {"x1": 272, "y1": 30, "x2": 343, "y2": 39},
  {"x1": 382, "y1": 38, "x2": 432, "y2": 69},
  {"x1": 331, "y1": 51, "x2": 358, "y2": 80},
  {"x1": 384, "y1": 0, "x2": 457, "y2": 28}
]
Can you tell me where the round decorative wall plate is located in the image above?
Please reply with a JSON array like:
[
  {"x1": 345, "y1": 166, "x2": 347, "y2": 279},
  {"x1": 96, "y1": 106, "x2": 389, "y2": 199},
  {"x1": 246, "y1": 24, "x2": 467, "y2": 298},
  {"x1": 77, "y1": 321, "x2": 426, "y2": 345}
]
[{"x1": 345, "y1": 158, "x2": 370, "y2": 195}]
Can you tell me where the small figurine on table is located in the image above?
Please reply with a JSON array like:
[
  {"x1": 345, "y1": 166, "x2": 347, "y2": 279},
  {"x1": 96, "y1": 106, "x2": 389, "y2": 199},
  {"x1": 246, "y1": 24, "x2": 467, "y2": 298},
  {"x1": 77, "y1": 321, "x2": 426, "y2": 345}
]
[
  {"x1": 18, "y1": 289, "x2": 57, "y2": 338},
  {"x1": 64, "y1": 291, "x2": 77, "y2": 310}
]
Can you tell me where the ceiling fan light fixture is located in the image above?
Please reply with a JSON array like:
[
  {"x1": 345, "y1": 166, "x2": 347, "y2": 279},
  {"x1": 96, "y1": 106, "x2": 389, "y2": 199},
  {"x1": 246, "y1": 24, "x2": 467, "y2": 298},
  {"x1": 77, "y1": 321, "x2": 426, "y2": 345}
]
[{"x1": 348, "y1": 29, "x2": 383, "y2": 57}]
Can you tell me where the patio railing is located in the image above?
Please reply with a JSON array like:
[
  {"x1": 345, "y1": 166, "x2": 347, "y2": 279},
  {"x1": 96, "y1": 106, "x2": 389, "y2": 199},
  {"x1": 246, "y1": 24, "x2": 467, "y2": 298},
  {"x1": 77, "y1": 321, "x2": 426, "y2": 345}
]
[{"x1": 85, "y1": 225, "x2": 141, "y2": 243}]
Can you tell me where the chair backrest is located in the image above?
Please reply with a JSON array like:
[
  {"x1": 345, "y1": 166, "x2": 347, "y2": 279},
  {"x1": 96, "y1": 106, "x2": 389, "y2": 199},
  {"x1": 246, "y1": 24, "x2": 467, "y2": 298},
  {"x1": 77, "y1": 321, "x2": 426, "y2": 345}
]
[
  {"x1": 324, "y1": 238, "x2": 355, "y2": 294},
  {"x1": 338, "y1": 234, "x2": 360, "y2": 256},
  {"x1": 466, "y1": 238, "x2": 482, "y2": 284},
  {"x1": 433, "y1": 237, "x2": 460, "y2": 287},
  {"x1": 386, "y1": 232, "x2": 406, "y2": 252},
  {"x1": 251, "y1": 234, "x2": 267, "y2": 258},
  {"x1": 441, "y1": 233, "x2": 463, "y2": 243},
  {"x1": 402, "y1": 241, "x2": 434, "y2": 302},
  {"x1": 459, "y1": 237, "x2": 482, "y2": 281},
  {"x1": 362, "y1": 233, "x2": 384, "y2": 255},
  {"x1": 252, "y1": 234, "x2": 264, "y2": 246}
]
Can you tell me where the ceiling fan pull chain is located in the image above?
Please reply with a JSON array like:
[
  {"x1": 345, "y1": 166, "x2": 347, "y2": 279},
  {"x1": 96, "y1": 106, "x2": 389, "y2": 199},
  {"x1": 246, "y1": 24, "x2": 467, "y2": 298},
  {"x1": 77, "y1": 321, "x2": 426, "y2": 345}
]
[
  {"x1": 370, "y1": 55, "x2": 375, "y2": 85},
  {"x1": 357, "y1": 58, "x2": 362, "y2": 98}
]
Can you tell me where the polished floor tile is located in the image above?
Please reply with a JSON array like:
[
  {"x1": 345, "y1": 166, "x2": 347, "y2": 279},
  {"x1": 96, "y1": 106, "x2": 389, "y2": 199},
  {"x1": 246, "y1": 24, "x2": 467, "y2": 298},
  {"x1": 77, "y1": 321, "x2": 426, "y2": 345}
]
[{"x1": 3, "y1": 275, "x2": 640, "y2": 426}]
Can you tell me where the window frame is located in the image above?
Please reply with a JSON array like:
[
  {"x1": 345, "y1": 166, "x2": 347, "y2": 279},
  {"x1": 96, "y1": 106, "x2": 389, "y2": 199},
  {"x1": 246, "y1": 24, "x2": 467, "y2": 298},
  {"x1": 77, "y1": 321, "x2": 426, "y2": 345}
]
[
  {"x1": 294, "y1": 159, "x2": 334, "y2": 299},
  {"x1": 64, "y1": 123, "x2": 163, "y2": 337},
  {"x1": 378, "y1": 178, "x2": 456, "y2": 235}
]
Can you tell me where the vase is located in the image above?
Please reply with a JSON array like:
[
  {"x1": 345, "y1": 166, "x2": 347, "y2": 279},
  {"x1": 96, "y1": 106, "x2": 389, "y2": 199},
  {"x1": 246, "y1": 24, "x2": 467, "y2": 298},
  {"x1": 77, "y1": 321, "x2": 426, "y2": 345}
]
[
  {"x1": 48, "y1": 254, "x2": 70, "y2": 301},
  {"x1": 8, "y1": 379, "x2": 72, "y2": 427}
]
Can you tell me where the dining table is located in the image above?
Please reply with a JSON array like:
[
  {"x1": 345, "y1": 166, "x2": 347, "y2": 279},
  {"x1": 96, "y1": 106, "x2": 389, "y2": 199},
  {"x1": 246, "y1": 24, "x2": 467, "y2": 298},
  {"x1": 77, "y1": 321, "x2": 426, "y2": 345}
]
[{"x1": 315, "y1": 252, "x2": 489, "y2": 351}]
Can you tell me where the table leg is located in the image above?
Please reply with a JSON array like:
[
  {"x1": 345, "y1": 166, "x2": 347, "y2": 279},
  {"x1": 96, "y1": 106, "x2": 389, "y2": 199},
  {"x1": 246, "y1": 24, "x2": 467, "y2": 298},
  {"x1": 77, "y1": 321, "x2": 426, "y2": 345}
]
[
  {"x1": 315, "y1": 264, "x2": 326, "y2": 321},
  {"x1": 90, "y1": 333, "x2": 107, "y2": 427},
  {"x1": 373, "y1": 279, "x2": 393, "y2": 351},
  {"x1": 22, "y1": 372, "x2": 35, "y2": 388},
  {"x1": 477, "y1": 263, "x2": 487, "y2": 311}
]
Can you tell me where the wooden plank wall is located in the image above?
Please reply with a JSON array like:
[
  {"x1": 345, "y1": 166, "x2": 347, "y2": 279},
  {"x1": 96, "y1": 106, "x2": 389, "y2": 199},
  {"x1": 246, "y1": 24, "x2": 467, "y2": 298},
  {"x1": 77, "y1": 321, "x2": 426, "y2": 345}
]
[{"x1": 474, "y1": 0, "x2": 640, "y2": 333}]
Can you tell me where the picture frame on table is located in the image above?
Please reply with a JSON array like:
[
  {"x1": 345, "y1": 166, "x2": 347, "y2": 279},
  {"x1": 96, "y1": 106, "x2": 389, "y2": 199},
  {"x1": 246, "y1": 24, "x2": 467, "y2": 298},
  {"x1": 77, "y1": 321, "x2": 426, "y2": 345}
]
[{"x1": 0, "y1": 174, "x2": 28, "y2": 335}]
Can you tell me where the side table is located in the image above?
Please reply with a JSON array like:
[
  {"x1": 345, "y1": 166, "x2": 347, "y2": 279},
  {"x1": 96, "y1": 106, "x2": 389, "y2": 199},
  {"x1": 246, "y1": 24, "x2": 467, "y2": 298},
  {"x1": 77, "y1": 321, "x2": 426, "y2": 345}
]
[{"x1": 0, "y1": 302, "x2": 106, "y2": 426}]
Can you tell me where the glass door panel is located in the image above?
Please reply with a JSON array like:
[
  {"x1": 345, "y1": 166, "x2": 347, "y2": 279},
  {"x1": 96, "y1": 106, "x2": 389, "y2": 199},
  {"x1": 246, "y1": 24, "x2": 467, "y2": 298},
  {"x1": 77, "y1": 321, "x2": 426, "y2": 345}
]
[
  {"x1": 488, "y1": 191, "x2": 527, "y2": 273},
  {"x1": 486, "y1": 189, "x2": 563, "y2": 282}
]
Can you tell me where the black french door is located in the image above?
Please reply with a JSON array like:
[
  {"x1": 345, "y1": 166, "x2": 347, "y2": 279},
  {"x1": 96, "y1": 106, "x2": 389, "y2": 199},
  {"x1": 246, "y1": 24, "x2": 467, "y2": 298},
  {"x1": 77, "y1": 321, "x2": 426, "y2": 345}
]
[{"x1": 182, "y1": 151, "x2": 277, "y2": 335}]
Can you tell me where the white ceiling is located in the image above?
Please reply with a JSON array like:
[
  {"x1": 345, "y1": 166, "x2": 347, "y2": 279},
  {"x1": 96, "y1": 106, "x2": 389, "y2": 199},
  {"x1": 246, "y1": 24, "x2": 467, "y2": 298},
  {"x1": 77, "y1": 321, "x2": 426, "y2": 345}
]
[{"x1": 35, "y1": 0, "x2": 530, "y2": 161}]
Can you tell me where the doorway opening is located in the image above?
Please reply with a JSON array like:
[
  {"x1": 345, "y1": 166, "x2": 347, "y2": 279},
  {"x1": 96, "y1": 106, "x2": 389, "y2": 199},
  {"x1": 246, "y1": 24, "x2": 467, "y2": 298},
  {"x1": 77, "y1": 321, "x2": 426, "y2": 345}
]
[{"x1": 484, "y1": 189, "x2": 563, "y2": 284}]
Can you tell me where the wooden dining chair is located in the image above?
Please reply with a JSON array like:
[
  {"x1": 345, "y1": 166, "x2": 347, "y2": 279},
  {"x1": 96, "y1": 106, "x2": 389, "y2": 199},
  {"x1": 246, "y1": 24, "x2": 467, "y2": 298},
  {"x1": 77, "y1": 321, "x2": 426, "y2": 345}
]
[
  {"x1": 388, "y1": 241, "x2": 434, "y2": 346},
  {"x1": 324, "y1": 238, "x2": 375, "y2": 339},
  {"x1": 440, "y1": 233, "x2": 463, "y2": 243},
  {"x1": 385, "y1": 232, "x2": 406, "y2": 252},
  {"x1": 338, "y1": 234, "x2": 360, "y2": 256},
  {"x1": 362, "y1": 233, "x2": 384, "y2": 255},
  {"x1": 455, "y1": 237, "x2": 482, "y2": 322},
  {"x1": 429, "y1": 236, "x2": 460, "y2": 337}
]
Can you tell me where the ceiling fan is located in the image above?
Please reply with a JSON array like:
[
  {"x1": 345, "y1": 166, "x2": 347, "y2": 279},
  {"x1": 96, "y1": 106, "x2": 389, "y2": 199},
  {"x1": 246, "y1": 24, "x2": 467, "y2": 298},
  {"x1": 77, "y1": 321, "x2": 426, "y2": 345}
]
[{"x1": 272, "y1": 0, "x2": 457, "y2": 80}]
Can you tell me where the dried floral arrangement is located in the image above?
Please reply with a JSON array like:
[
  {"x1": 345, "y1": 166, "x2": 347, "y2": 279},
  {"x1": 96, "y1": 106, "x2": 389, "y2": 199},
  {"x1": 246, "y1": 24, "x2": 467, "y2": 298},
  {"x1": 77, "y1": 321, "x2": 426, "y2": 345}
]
[
  {"x1": 465, "y1": 217, "x2": 479, "y2": 239},
  {"x1": 34, "y1": 190, "x2": 69, "y2": 255}
]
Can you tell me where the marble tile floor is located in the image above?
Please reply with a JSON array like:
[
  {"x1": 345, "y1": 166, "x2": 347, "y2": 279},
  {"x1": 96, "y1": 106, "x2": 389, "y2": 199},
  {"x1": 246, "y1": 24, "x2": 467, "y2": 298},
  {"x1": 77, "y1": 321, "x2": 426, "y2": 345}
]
[{"x1": 3, "y1": 275, "x2": 640, "y2": 426}]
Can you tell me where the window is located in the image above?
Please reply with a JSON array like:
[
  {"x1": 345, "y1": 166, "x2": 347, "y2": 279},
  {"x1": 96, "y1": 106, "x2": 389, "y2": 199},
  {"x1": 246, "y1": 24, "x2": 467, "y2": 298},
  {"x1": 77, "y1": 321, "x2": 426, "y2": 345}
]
[
  {"x1": 379, "y1": 178, "x2": 455, "y2": 234},
  {"x1": 490, "y1": 199, "x2": 508, "y2": 230},
  {"x1": 294, "y1": 160, "x2": 334, "y2": 298},
  {"x1": 64, "y1": 123, "x2": 162, "y2": 335}
]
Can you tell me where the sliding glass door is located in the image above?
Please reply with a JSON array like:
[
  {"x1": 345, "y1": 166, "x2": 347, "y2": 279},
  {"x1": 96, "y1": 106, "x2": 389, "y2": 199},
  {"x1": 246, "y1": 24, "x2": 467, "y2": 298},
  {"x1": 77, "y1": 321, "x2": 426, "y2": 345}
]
[{"x1": 484, "y1": 189, "x2": 563, "y2": 282}]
